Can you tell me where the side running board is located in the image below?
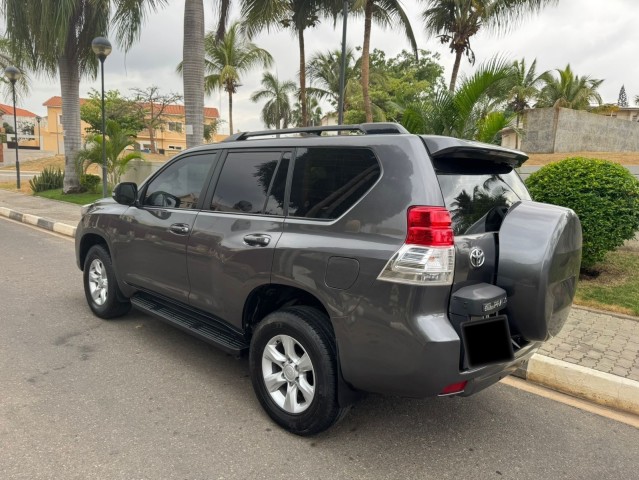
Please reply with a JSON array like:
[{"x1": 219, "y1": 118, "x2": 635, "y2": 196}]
[{"x1": 131, "y1": 292, "x2": 249, "y2": 356}]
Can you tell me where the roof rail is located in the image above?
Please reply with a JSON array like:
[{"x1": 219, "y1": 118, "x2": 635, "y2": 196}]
[{"x1": 222, "y1": 122, "x2": 409, "y2": 142}]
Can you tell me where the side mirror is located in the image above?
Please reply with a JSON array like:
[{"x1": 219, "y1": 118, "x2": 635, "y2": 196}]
[{"x1": 112, "y1": 182, "x2": 138, "y2": 206}]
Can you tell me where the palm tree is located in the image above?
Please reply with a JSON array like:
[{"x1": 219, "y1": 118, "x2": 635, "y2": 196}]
[
  {"x1": 76, "y1": 120, "x2": 143, "y2": 186},
  {"x1": 250, "y1": 72, "x2": 297, "y2": 129},
  {"x1": 353, "y1": 0, "x2": 417, "y2": 122},
  {"x1": 0, "y1": 37, "x2": 29, "y2": 98},
  {"x1": 213, "y1": 0, "x2": 233, "y2": 40},
  {"x1": 536, "y1": 65, "x2": 603, "y2": 110},
  {"x1": 307, "y1": 48, "x2": 357, "y2": 110},
  {"x1": 402, "y1": 56, "x2": 514, "y2": 142},
  {"x1": 241, "y1": 0, "x2": 338, "y2": 127},
  {"x1": 183, "y1": 0, "x2": 205, "y2": 149},
  {"x1": 635, "y1": 95, "x2": 639, "y2": 107},
  {"x1": 506, "y1": 58, "x2": 545, "y2": 148},
  {"x1": 2, "y1": 0, "x2": 165, "y2": 193},
  {"x1": 203, "y1": 21, "x2": 273, "y2": 133},
  {"x1": 421, "y1": 0, "x2": 556, "y2": 92}
]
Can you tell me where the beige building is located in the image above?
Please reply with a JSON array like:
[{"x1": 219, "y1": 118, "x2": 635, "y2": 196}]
[{"x1": 41, "y1": 96, "x2": 223, "y2": 155}]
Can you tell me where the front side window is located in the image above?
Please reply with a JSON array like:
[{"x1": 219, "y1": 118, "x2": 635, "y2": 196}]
[
  {"x1": 143, "y1": 154, "x2": 216, "y2": 209},
  {"x1": 211, "y1": 151, "x2": 286, "y2": 215},
  {"x1": 288, "y1": 147, "x2": 381, "y2": 219}
]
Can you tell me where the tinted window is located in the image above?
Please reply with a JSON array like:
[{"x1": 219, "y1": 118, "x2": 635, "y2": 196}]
[
  {"x1": 289, "y1": 148, "x2": 381, "y2": 219},
  {"x1": 143, "y1": 154, "x2": 216, "y2": 209},
  {"x1": 434, "y1": 158, "x2": 531, "y2": 235},
  {"x1": 263, "y1": 154, "x2": 290, "y2": 216},
  {"x1": 211, "y1": 151, "x2": 284, "y2": 214}
]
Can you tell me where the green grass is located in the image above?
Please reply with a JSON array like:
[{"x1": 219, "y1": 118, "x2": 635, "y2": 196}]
[
  {"x1": 575, "y1": 249, "x2": 639, "y2": 316},
  {"x1": 34, "y1": 188, "x2": 107, "y2": 205}
]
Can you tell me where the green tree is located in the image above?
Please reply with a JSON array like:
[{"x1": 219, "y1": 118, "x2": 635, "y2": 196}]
[
  {"x1": 250, "y1": 72, "x2": 297, "y2": 129},
  {"x1": 2, "y1": 0, "x2": 165, "y2": 193},
  {"x1": 402, "y1": 56, "x2": 514, "y2": 143},
  {"x1": 353, "y1": 0, "x2": 417, "y2": 122},
  {"x1": 506, "y1": 58, "x2": 545, "y2": 148},
  {"x1": 421, "y1": 0, "x2": 556, "y2": 92},
  {"x1": 241, "y1": 0, "x2": 338, "y2": 127},
  {"x1": 307, "y1": 48, "x2": 358, "y2": 110},
  {"x1": 202, "y1": 20, "x2": 272, "y2": 133},
  {"x1": 536, "y1": 64, "x2": 603, "y2": 110},
  {"x1": 80, "y1": 89, "x2": 145, "y2": 135},
  {"x1": 203, "y1": 118, "x2": 225, "y2": 141},
  {"x1": 618, "y1": 85, "x2": 628, "y2": 107},
  {"x1": 76, "y1": 120, "x2": 143, "y2": 186},
  {"x1": 0, "y1": 37, "x2": 29, "y2": 99}
]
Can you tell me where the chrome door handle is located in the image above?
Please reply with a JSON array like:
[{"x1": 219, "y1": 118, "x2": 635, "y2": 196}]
[
  {"x1": 243, "y1": 234, "x2": 271, "y2": 247},
  {"x1": 169, "y1": 223, "x2": 190, "y2": 235}
]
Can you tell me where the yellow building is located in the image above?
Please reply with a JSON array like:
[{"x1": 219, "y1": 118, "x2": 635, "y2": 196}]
[{"x1": 41, "y1": 96, "x2": 223, "y2": 155}]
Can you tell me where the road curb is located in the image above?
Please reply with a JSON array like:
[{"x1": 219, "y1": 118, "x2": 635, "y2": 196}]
[
  {"x1": 0, "y1": 206, "x2": 76, "y2": 238},
  {"x1": 525, "y1": 354, "x2": 639, "y2": 416}
]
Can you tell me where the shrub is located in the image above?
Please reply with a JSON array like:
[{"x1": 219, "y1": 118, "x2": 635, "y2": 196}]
[
  {"x1": 525, "y1": 157, "x2": 639, "y2": 269},
  {"x1": 80, "y1": 174, "x2": 101, "y2": 193},
  {"x1": 29, "y1": 166, "x2": 64, "y2": 193}
]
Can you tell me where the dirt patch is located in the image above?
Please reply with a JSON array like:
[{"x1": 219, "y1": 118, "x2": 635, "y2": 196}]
[
  {"x1": 526, "y1": 152, "x2": 639, "y2": 166},
  {"x1": 0, "y1": 154, "x2": 65, "y2": 172}
]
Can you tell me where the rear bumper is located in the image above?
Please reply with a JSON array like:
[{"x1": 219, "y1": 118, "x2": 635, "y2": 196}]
[{"x1": 333, "y1": 297, "x2": 540, "y2": 398}]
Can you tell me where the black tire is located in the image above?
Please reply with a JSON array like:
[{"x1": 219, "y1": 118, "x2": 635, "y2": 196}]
[
  {"x1": 249, "y1": 306, "x2": 347, "y2": 436},
  {"x1": 83, "y1": 245, "x2": 131, "y2": 319}
]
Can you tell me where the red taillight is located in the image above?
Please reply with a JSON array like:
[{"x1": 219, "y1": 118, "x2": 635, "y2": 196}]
[
  {"x1": 440, "y1": 381, "x2": 467, "y2": 395},
  {"x1": 407, "y1": 206, "x2": 454, "y2": 246}
]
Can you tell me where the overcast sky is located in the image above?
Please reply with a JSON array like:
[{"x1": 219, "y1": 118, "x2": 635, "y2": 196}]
[{"x1": 11, "y1": 0, "x2": 639, "y2": 134}]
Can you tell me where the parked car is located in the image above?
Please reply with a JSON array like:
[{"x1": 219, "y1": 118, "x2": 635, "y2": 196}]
[{"x1": 75, "y1": 123, "x2": 582, "y2": 435}]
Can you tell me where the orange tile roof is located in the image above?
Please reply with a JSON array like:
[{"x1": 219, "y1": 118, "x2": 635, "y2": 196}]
[
  {"x1": 43, "y1": 95, "x2": 219, "y2": 118},
  {"x1": 0, "y1": 103, "x2": 38, "y2": 117}
]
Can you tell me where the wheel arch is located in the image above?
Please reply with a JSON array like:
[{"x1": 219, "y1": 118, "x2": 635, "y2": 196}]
[{"x1": 79, "y1": 233, "x2": 109, "y2": 271}]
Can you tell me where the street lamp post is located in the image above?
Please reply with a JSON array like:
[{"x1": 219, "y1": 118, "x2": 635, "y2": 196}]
[
  {"x1": 35, "y1": 115, "x2": 42, "y2": 150},
  {"x1": 337, "y1": 0, "x2": 349, "y2": 125},
  {"x1": 91, "y1": 37, "x2": 112, "y2": 197},
  {"x1": 4, "y1": 66, "x2": 22, "y2": 189}
]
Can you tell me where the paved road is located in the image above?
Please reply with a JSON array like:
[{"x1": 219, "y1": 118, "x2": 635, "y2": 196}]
[
  {"x1": 1, "y1": 218, "x2": 638, "y2": 480},
  {"x1": 0, "y1": 171, "x2": 37, "y2": 182}
]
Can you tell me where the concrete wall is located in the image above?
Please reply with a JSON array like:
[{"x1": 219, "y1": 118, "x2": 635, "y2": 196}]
[
  {"x1": 120, "y1": 159, "x2": 164, "y2": 185},
  {"x1": 522, "y1": 107, "x2": 639, "y2": 153}
]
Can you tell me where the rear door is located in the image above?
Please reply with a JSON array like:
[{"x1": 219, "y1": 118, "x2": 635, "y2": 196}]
[
  {"x1": 186, "y1": 149, "x2": 290, "y2": 328},
  {"x1": 432, "y1": 157, "x2": 531, "y2": 292}
]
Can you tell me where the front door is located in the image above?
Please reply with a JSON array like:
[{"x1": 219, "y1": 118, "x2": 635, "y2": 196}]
[{"x1": 111, "y1": 152, "x2": 218, "y2": 303}]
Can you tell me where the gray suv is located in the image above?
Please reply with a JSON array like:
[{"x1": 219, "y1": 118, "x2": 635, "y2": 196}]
[{"x1": 75, "y1": 123, "x2": 582, "y2": 435}]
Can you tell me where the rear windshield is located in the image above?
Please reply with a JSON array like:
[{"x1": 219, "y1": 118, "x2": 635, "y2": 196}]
[{"x1": 434, "y1": 158, "x2": 530, "y2": 235}]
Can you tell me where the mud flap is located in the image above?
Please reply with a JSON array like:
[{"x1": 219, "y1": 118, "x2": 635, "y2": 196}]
[{"x1": 497, "y1": 201, "x2": 582, "y2": 341}]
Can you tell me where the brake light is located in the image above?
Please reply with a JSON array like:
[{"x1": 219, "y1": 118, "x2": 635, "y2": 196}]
[
  {"x1": 407, "y1": 206, "x2": 454, "y2": 246},
  {"x1": 377, "y1": 206, "x2": 455, "y2": 285}
]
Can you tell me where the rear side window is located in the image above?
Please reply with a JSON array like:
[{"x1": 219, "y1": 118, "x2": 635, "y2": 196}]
[
  {"x1": 434, "y1": 158, "x2": 531, "y2": 235},
  {"x1": 211, "y1": 151, "x2": 286, "y2": 214},
  {"x1": 288, "y1": 147, "x2": 381, "y2": 219}
]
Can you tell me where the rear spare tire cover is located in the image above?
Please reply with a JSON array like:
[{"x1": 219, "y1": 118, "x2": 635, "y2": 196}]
[{"x1": 497, "y1": 201, "x2": 582, "y2": 341}]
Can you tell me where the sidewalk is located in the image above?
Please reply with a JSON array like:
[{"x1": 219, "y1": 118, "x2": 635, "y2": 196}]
[{"x1": 1, "y1": 189, "x2": 638, "y2": 416}]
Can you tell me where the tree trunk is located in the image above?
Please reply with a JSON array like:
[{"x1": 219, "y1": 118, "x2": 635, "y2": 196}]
[
  {"x1": 59, "y1": 53, "x2": 82, "y2": 193},
  {"x1": 215, "y1": 0, "x2": 231, "y2": 41},
  {"x1": 449, "y1": 49, "x2": 463, "y2": 93},
  {"x1": 298, "y1": 29, "x2": 307, "y2": 127},
  {"x1": 228, "y1": 90, "x2": 233, "y2": 134},
  {"x1": 148, "y1": 101, "x2": 156, "y2": 153},
  {"x1": 362, "y1": 0, "x2": 373, "y2": 123},
  {"x1": 515, "y1": 113, "x2": 520, "y2": 149},
  {"x1": 184, "y1": 0, "x2": 205, "y2": 149}
]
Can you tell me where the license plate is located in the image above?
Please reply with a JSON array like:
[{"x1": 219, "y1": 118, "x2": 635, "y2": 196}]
[{"x1": 461, "y1": 316, "x2": 514, "y2": 368}]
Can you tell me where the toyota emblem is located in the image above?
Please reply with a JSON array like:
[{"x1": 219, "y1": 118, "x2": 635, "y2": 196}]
[{"x1": 469, "y1": 247, "x2": 485, "y2": 268}]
